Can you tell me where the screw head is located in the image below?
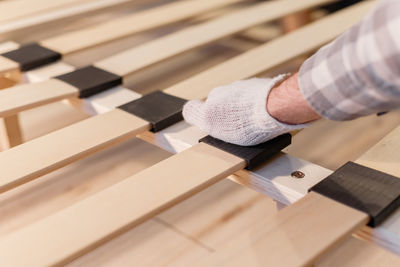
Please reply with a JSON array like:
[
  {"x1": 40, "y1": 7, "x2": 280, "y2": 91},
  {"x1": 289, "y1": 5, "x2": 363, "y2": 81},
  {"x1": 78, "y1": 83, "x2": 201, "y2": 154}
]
[{"x1": 291, "y1": 171, "x2": 305, "y2": 179}]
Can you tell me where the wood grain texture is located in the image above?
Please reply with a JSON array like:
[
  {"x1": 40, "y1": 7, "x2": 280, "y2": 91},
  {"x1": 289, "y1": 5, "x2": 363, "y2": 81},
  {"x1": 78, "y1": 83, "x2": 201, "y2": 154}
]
[
  {"x1": 200, "y1": 192, "x2": 368, "y2": 266},
  {"x1": 317, "y1": 237, "x2": 400, "y2": 267},
  {"x1": 0, "y1": 79, "x2": 78, "y2": 117},
  {"x1": 0, "y1": 0, "x2": 89, "y2": 23},
  {"x1": 41, "y1": 0, "x2": 243, "y2": 54},
  {"x1": 0, "y1": 0, "x2": 132, "y2": 36},
  {"x1": 95, "y1": 0, "x2": 334, "y2": 77},
  {"x1": 0, "y1": 109, "x2": 150, "y2": 193},
  {"x1": 165, "y1": 0, "x2": 376, "y2": 100},
  {"x1": 0, "y1": 143, "x2": 245, "y2": 266}
]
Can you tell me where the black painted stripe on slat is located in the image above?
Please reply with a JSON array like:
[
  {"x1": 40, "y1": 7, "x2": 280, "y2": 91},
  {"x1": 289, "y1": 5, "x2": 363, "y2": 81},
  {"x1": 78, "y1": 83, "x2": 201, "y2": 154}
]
[
  {"x1": 310, "y1": 162, "x2": 400, "y2": 227},
  {"x1": 55, "y1": 66, "x2": 122, "y2": 98},
  {"x1": 118, "y1": 91, "x2": 187, "y2": 132},
  {"x1": 200, "y1": 134, "x2": 292, "y2": 170},
  {"x1": 2, "y1": 43, "x2": 61, "y2": 71}
]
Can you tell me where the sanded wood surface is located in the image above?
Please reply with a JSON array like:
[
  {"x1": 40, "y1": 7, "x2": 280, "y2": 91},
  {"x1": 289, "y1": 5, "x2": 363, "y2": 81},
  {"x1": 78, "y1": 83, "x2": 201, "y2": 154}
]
[
  {"x1": 317, "y1": 237, "x2": 400, "y2": 267},
  {"x1": 41, "y1": 0, "x2": 243, "y2": 55},
  {"x1": 0, "y1": 0, "x2": 133, "y2": 36},
  {"x1": 165, "y1": 0, "x2": 375, "y2": 99},
  {"x1": 0, "y1": 79, "x2": 78, "y2": 117},
  {"x1": 200, "y1": 192, "x2": 368, "y2": 266},
  {"x1": 0, "y1": 0, "x2": 90, "y2": 23},
  {"x1": 0, "y1": 109, "x2": 150, "y2": 192},
  {"x1": 0, "y1": 143, "x2": 245, "y2": 266},
  {"x1": 95, "y1": 0, "x2": 334, "y2": 76}
]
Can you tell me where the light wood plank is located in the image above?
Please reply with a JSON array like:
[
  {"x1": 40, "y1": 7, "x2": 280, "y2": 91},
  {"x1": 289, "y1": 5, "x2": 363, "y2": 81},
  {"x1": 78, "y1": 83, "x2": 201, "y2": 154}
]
[
  {"x1": 165, "y1": 0, "x2": 375, "y2": 100},
  {"x1": 0, "y1": 143, "x2": 245, "y2": 266},
  {"x1": 317, "y1": 237, "x2": 400, "y2": 267},
  {"x1": 95, "y1": 0, "x2": 334, "y2": 76},
  {"x1": 0, "y1": 0, "x2": 242, "y2": 75},
  {"x1": 0, "y1": 109, "x2": 150, "y2": 192},
  {"x1": 202, "y1": 192, "x2": 368, "y2": 267},
  {"x1": 0, "y1": 0, "x2": 132, "y2": 37},
  {"x1": 0, "y1": 0, "x2": 90, "y2": 23},
  {"x1": 41, "y1": 0, "x2": 243, "y2": 55},
  {"x1": 0, "y1": 79, "x2": 78, "y2": 117}
]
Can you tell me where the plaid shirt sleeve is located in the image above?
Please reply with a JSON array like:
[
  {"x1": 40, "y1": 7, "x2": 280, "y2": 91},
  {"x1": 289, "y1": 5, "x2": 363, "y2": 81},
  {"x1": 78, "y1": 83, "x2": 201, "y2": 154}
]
[{"x1": 298, "y1": 0, "x2": 400, "y2": 120}]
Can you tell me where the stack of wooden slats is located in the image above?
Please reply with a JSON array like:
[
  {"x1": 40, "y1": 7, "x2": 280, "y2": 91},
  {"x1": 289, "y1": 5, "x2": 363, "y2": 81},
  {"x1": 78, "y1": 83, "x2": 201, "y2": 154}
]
[{"x1": 0, "y1": 0, "x2": 399, "y2": 266}]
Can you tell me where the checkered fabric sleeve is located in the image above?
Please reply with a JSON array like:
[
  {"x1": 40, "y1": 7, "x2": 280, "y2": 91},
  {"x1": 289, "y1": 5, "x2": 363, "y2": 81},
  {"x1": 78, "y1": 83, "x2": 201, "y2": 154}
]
[{"x1": 298, "y1": 0, "x2": 400, "y2": 120}]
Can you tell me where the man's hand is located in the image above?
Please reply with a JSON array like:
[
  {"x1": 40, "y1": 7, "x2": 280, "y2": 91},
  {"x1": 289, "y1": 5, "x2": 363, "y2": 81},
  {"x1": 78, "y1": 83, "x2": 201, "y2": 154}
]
[{"x1": 183, "y1": 74, "x2": 319, "y2": 146}]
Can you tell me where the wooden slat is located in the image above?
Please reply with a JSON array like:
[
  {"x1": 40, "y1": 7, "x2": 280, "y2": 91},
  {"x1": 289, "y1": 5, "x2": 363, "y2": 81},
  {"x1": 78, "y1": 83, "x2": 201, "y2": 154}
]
[
  {"x1": 0, "y1": 0, "x2": 90, "y2": 23},
  {"x1": 206, "y1": 193, "x2": 368, "y2": 267},
  {"x1": 95, "y1": 0, "x2": 334, "y2": 76},
  {"x1": 0, "y1": 1, "x2": 373, "y2": 192},
  {"x1": 0, "y1": 108, "x2": 150, "y2": 192},
  {"x1": 0, "y1": 79, "x2": 78, "y2": 117},
  {"x1": 317, "y1": 237, "x2": 400, "y2": 267},
  {"x1": 0, "y1": 0, "x2": 243, "y2": 75},
  {"x1": 165, "y1": 0, "x2": 375, "y2": 100},
  {"x1": 0, "y1": 0, "x2": 335, "y2": 115},
  {"x1": 0, "y1": 143, "x2": 245, "y2": 266},
  {"x1": 41, "y1": 0, "x2": 243, "y2": 55},
  {"x1": 0, "y1": 0, "x2": 133, "y2": 37}
]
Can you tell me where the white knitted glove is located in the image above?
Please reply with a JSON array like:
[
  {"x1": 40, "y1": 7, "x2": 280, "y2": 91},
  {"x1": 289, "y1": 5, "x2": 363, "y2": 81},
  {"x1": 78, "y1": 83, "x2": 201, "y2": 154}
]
[{"x1": 182, "y1": 76, "x2": 309, "y2": 146}]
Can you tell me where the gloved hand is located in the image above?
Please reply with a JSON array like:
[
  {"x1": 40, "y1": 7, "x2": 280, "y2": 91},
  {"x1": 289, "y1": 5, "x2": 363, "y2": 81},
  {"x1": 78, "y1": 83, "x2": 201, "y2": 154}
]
[{"x1": 182, "y1": 76, "x2": 310, "y2": 146}]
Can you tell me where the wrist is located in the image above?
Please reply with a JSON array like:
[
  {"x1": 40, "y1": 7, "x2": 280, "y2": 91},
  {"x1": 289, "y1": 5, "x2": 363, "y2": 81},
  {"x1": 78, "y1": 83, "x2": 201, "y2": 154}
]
[{"x1": 266, "y1": 73, "x2": 320, "y2": 124}]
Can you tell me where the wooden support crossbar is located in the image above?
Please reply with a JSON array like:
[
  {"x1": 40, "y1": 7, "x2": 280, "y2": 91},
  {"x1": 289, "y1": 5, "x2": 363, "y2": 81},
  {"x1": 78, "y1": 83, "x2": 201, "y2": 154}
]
[
  {"x1": 0, "y1": 1, "x2": 372, "y2": 192},
  {"x1": 0, "y1": 0, "x2": 334, "y2": 113},
  {"x1": 0, "y1": 0, "x2": 244, "y2": 75}
]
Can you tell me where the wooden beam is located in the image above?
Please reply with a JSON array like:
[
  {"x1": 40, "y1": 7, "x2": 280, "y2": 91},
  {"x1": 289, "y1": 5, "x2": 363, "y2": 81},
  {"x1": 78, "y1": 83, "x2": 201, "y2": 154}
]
[{"x1": 0, "y1": 0, "x2": 339, "y2": 116}]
